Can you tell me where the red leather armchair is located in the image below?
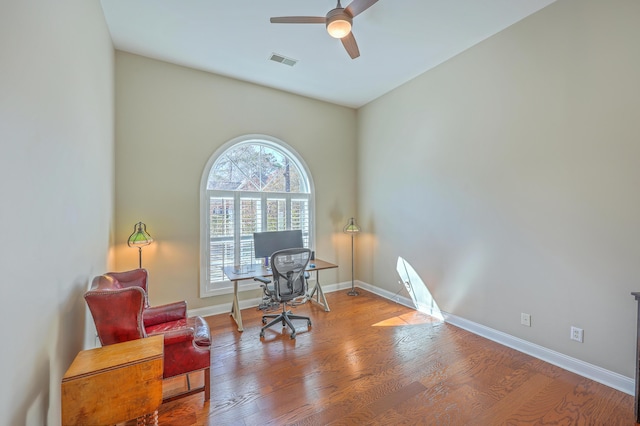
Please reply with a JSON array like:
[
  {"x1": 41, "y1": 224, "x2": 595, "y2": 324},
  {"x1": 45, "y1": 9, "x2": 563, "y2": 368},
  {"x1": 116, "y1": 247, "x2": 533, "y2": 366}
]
[{"x1": 85, "y1": 269, "x2": 211, "y2": 402}]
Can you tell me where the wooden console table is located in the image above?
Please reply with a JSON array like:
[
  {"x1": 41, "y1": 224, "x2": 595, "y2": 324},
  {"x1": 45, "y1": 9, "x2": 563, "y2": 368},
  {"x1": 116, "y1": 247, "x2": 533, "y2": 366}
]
[{"x1": 61, "y1": 335, "x2": 164, "y2": 425}]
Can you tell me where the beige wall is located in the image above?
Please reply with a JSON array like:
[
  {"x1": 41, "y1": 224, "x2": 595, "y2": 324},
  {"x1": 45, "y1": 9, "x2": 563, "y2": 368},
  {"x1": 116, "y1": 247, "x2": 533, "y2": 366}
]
[
  {"x1": 357, "y1": 0, "x2": 640, "y2": 378},
  {"x1": 3, "y1": 2, "x2": 631, "y2": 423},
  {"x1": 0, "y1": 1, "x2": 114, "y2": 424},
  {"x1": 114, "y1": 52, "x2": 357, "y2": 309}
]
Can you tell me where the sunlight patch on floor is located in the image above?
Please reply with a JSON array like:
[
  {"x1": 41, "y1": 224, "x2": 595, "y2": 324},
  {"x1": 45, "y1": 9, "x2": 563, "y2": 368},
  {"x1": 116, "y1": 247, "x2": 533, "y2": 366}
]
[{"x1": 372, "y1": 311, "x2": 442, "y2": 327}]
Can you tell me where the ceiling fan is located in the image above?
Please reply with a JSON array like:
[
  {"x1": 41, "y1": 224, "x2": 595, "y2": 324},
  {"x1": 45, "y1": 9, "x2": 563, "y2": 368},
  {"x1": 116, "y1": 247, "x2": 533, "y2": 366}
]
[{"x1": 270, "y1": 0, "x2": 380, "y2": 59}]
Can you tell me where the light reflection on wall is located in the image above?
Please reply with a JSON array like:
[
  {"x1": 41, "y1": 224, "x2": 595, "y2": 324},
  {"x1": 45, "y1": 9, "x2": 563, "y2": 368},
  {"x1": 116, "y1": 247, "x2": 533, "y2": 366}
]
[{"x1": 396, "y1": 256, "x2": 443, "y2": 320}]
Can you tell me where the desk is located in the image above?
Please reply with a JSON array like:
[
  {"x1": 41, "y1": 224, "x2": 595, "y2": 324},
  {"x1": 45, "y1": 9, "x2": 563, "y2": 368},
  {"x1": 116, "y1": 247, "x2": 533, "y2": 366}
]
[
  {"x1": 61, "y1": 335, "x2": 163, "y2": 425},
  {"x1": 223, "y1": 258, "x2": 337, "y2": 332}
]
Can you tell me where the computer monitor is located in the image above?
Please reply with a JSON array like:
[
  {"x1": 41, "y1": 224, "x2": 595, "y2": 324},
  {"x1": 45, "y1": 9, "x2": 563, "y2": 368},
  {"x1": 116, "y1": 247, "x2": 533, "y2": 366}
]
[{"x1": 253, "y1": 230, "x2": 304, "y2": 259}]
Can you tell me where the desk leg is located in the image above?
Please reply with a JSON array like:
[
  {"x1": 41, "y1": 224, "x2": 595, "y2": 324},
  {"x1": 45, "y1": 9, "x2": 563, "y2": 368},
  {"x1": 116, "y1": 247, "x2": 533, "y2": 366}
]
[
  {"x1": 308, "y1": 270, "x2": 330, "y2": 312},
  {"x1": 230, "y1": 280, "x2": 244, "y2": 332}
]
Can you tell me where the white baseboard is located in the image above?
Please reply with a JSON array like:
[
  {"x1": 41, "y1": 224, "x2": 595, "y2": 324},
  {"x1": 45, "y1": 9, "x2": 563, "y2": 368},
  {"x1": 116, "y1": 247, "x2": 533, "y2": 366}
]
[
  {"x1": 441, "y1": 311, "x2": 635, "y2": 395},
  {"x1": 189, "y1": 280, "x2": 634, "y2": 396},
  {"x1": 360, "y1": 281, "x2": 635, "y2": 396}
]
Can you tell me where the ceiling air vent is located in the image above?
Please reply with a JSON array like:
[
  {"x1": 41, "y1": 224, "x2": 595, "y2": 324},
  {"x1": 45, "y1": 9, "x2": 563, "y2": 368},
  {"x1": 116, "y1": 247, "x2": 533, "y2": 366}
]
[{"x1": 269, "y1": 53, "x2": 297, "y2": 67}]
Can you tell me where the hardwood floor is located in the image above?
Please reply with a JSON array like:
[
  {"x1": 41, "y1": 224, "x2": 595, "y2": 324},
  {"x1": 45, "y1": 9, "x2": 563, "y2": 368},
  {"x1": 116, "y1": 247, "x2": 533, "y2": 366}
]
[{"x1": 156, "y1": 289, "x2": 636, "y2": 425}]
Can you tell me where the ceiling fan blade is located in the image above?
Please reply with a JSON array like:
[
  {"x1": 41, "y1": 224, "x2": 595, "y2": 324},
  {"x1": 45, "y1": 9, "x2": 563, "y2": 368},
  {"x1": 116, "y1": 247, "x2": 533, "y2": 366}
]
[
  {"x1": 345, "y1": 0, "x2": 379, "y2": 17},
  {"x1": 341, "y1": 32, "x2": 360, "y2": 59},
  {"x1": 270, "y1": 16, "x2": 326, "y2": 24}
]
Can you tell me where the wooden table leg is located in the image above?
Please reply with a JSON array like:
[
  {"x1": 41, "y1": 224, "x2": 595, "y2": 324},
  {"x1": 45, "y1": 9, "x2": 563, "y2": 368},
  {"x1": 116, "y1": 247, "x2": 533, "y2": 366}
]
[
  {"x1": 307, "y1": 270, "x2": 330, "y2": 312},
  {"x1": 230, "y1": 279, "x2": 244, "y2": 331},
  {"x1": 136, "y1": 410, "x2": 158, "y2": 426}
]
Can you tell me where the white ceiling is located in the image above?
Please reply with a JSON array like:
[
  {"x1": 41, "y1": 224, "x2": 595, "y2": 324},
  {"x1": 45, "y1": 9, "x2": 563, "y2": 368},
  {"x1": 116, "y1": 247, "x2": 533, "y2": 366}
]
[{"x1": 100, "y1": 0, "x2": 556, "y2": 109}]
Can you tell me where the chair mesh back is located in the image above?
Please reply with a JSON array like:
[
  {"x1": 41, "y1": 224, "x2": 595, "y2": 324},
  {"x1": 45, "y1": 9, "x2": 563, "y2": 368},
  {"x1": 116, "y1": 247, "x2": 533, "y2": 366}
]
[{"x1": 270, "y1": 248, "x2": 311, "y2": 302}]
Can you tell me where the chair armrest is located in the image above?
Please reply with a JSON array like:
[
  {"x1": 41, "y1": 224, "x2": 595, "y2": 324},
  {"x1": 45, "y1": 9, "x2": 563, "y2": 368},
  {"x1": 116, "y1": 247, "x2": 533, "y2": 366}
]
[
  {"x1": 143, "y1": 301, "x2": 187, "y2": 327},
  {"x1": 254, "y1": 276, "x2": 271, "y2": 284},
  {"x1": 149, "y1": 327, "x2": 195, "y2": 345}
]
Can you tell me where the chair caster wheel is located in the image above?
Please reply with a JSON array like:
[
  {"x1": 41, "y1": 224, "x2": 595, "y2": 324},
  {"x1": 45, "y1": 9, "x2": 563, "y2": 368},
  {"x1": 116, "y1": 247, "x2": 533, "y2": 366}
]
[
  {"x1": 260, "y1": 331, "x2": 265, "y2": 338},
  {"x1": 262, "y1": 318, "x2": 267, "y2": 324},
  {"x1": 307, "y1": 321, "x2": 312, "y2": 327},
  {"x1": 290, "y1": 333, "x2": 296, "y2": 339}
]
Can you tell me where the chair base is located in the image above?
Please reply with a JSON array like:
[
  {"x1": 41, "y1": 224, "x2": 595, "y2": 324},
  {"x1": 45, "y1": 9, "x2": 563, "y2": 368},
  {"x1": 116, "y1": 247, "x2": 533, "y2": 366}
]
[{"x1": 261, "y1": 309, "x2": 311, "y2": 339}]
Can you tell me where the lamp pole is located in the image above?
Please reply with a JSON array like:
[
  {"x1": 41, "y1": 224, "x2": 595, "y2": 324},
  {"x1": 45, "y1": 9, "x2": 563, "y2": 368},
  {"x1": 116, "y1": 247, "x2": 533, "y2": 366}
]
[
  {"x1": 343, "y1": 217, "x2": 360, "y2": 296},
  {"x1": 137, "y1": 246, "x2": 143, "y2": 269},
  {"x1": 348, "y1": 230, "x2": 358, "y2": 296}
]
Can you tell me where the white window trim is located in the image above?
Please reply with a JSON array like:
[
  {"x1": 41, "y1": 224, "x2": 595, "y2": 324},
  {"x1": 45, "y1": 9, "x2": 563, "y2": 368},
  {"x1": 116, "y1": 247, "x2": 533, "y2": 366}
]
[{"x1": 199, "y1": 134, "x2": 315, "y2": 298}]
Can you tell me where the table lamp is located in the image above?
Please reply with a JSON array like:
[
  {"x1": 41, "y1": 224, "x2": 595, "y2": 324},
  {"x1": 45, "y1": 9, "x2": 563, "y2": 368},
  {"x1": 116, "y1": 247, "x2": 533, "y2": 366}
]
[
  {"x1": 127, "y1": 221, "x2": 153, "y2": 268},
  {"x1": 343, "y1": 217, "x2": 360, "y2": 296}
]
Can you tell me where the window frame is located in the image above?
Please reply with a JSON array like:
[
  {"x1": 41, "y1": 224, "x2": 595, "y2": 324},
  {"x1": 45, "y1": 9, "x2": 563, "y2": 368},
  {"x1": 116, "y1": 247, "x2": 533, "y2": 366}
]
[{"x1": 199, "y1": 134, "x2": 315, "y2": 298}]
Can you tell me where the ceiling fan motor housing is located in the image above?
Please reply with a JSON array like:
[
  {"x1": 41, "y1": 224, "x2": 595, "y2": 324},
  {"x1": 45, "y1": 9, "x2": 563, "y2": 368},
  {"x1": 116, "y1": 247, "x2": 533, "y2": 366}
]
[{"x1": 326, "y1": 8, "x2": 353, "y2": 38}]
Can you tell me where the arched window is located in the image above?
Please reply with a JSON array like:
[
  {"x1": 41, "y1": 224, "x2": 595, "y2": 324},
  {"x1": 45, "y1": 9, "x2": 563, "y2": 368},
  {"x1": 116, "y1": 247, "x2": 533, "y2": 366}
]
[{"x1": 200, "y1": 135, "x2": 314, "y2": 297}]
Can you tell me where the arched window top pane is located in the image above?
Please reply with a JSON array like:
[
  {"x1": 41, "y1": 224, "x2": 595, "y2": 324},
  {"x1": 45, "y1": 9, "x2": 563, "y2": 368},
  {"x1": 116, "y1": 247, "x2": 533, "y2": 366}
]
[{"x1": 207, "y1": 141, "x2": 309, "y2": 193}]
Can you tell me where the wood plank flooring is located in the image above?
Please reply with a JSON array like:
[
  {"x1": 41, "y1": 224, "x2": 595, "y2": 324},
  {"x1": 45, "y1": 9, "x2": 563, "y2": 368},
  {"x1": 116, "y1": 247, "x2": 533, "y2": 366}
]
[{"x1": 155, "y1": 289, "x2": 636, "y2": 425}]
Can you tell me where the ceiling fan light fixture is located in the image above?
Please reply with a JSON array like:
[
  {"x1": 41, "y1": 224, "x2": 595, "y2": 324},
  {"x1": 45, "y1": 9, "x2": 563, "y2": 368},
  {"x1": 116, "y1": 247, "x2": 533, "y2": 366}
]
[{"x1": 326, "y1": 9, "x2": 352, "y2": 39}]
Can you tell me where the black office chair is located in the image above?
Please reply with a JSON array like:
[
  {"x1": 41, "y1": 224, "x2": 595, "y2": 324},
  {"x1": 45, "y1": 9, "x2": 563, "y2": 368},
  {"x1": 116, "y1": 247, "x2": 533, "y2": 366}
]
[{"x1": 254, "y1": 248, "x2": 311, "y2": 339}]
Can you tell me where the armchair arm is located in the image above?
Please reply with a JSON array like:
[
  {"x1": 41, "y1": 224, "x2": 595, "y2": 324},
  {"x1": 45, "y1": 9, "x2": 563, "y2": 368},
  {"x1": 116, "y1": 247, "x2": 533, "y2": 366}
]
[
  {"x1": 150, "y1": 327, "x2": 196, "y2": 346},
  {"x1": 143, "y1": 301, "x2": 187, "y2": 327},
  {"x1": 255, "y1": 276, "x2": 276, "y2": 299},
  {"x1": 254, "y1": 276, "x2": 270, "y2": 284}
]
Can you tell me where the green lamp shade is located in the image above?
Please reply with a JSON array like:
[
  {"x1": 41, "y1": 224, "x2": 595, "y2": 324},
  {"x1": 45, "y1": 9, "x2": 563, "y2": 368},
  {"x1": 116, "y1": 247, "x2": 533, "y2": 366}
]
[
  {"x1": 343, "y1": 217, "x2": 361, "y2": 234},
  {"x1": 128, "y1": 222, "x2": 153, "y2": 247}
]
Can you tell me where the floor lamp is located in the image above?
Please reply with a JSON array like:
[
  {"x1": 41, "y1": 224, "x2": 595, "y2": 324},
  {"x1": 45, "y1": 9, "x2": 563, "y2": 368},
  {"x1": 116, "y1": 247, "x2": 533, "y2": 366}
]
[
  {"x1": 127, "y1": 221, "x2": 154, "y2": 268},
  {"x1": 344, "y1": 217, "x2": 361, "y2": 296}
]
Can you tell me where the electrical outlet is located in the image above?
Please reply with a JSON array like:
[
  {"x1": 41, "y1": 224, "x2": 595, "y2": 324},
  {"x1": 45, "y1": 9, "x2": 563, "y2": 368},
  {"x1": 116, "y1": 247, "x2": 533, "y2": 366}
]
[
  {"x1": 520, "y1": 313, "x2": 531, "y2": 327},
  {"x1": 570, "y1": 326, "x2": 584, "y2": 342}
]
